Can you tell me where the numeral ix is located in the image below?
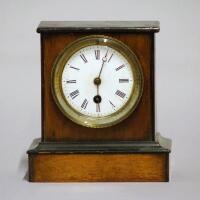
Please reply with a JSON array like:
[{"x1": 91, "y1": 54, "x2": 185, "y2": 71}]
[{"x1": 66, "y1": 80, "x2": 76, "y2": 83}]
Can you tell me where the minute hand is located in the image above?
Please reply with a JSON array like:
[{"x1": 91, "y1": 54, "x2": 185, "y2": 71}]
[{"x1": 98, "y1": 50, "x2": 108, "y2": 78}]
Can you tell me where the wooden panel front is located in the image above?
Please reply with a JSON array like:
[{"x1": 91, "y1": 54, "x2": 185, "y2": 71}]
[
  {"x1": 29, "y1": 153, "x2": 168, "y2": 182},
  {"x1": 41, "y1": 33, "x2": 154, "y2": 141}
]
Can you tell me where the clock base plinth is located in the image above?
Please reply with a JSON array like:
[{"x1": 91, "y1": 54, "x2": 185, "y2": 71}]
[{"x1": 27, "y1": 133, "x2": 171, "y2": 182}]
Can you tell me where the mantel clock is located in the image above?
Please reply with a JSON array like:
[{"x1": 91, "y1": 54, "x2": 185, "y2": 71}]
[{"x1": 27, "y1": 21, "x2": 171, "y2": 182}]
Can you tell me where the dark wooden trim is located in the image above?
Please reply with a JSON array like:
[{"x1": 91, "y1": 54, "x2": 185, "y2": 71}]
[
  {"x1": 151, "y1": 33, "x2": 155, "y2": 140},
  {"x1": 28, "y1": 155, "x2": 33, "y2": 182},
  {"x1": 37, "y1": 21, "x2": 160, "y2": 33},
  {"x1": 41, "y1": 34, "x2": 45, "y2": 142},
  {"x1": 165, "y1": 152, "x2": 170, "y2": 181},
  {"x1": 28, "y1": 142, "x2": 170, "y2": 154},
  {"x1": 27, "y1": 133, "x2": 171, "y2": 155}
]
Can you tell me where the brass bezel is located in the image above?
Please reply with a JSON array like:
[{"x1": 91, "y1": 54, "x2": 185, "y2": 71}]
[{"x1": 51, "y1": 35, "x2": 143, "y2": 128}]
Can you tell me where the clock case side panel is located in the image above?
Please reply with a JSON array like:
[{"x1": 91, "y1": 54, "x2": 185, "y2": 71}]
[
  {"x1": 40, "y1": 32, "x2": 156, "y2": 142},
  {"x1": 151, "y1": 34, "x2": 156, "y2": 140},
  {"x1": 41, "y1": 34, "x2": 45, "y2": 142}
]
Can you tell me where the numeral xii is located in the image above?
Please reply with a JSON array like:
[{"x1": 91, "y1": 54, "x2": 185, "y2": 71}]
[{"x1": 95, "y1": 50, "x2": 100, "y2": 60}]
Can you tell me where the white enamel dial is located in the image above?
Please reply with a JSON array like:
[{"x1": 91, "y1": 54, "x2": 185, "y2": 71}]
[{"x1": 61, "y1": 45, "x2": 134, "y2": 117}]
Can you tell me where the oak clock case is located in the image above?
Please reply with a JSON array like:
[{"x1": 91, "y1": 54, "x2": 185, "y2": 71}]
[
  {"x1": 51, "y1": 35, "x2": 143, "y2": 128},
  {"x1": 27, "y1": 21, "x2": 171, "y2": 182}
]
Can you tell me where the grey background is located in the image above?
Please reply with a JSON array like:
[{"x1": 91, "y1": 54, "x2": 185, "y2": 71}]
[{"x1": 0, "y1": 0, "x2": 200, "y2": 199}]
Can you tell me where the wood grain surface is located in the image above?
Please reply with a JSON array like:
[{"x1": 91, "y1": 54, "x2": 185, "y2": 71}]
[
  {"x1": 29, "y1": 153, "x2": 168, "y2": 182},
  {"x1": 41, "y1": 33, "x2": 155, "y2": 142}
]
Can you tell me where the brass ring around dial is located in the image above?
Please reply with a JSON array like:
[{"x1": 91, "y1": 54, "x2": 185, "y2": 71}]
[{"x1": 51, "y1": 35, "x2": 144, "y2": 128}]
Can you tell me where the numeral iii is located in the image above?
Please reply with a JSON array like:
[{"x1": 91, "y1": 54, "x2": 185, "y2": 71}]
[{"x1": 119, "y1": 79, "x2": 129, "y2": 83}]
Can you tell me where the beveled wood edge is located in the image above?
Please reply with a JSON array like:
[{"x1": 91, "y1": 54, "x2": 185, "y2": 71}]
[
  {"x1": 27, "y1": 133, "x2": 171, "y2": 154},
  {"x1": 37, "y1": 21, "x2": 160, "y2": 33},
  {"x1": 156, "y1": 132, "x2": 172, "y2": 150}
]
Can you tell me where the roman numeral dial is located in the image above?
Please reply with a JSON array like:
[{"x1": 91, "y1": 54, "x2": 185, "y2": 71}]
[{"x1": 60, "y1": 43, "x2": 138, "y2": 121}]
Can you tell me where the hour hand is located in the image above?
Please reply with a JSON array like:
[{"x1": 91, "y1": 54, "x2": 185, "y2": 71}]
[{"x1": 93, "y1": 95, "x2": 101, "y2": 113}]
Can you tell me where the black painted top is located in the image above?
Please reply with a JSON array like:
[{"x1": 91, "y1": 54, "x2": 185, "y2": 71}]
[
  {"x1": 27, "y1": 133, "x2": 171, "y2": 154},
  {"x1": 37, "y1": 21, "x2": 160, "y2": 33}
]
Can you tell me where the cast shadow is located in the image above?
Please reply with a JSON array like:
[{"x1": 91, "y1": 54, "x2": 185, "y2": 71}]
[{"x1": 19, "y1": 138, "x2": 40, "y2": 181}]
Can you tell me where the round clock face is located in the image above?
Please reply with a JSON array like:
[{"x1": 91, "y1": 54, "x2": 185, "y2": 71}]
[
  {"x1": 62, "y1": 45, "x2": 133, "y2": 117},
  {"x1": 52, "y1": 35, "x2": 143, "y2": 128}
]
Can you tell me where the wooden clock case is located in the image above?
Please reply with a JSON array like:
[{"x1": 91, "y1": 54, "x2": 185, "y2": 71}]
[{"x1": 27, "y1": 21, "x2": 171, "y2": 182}]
